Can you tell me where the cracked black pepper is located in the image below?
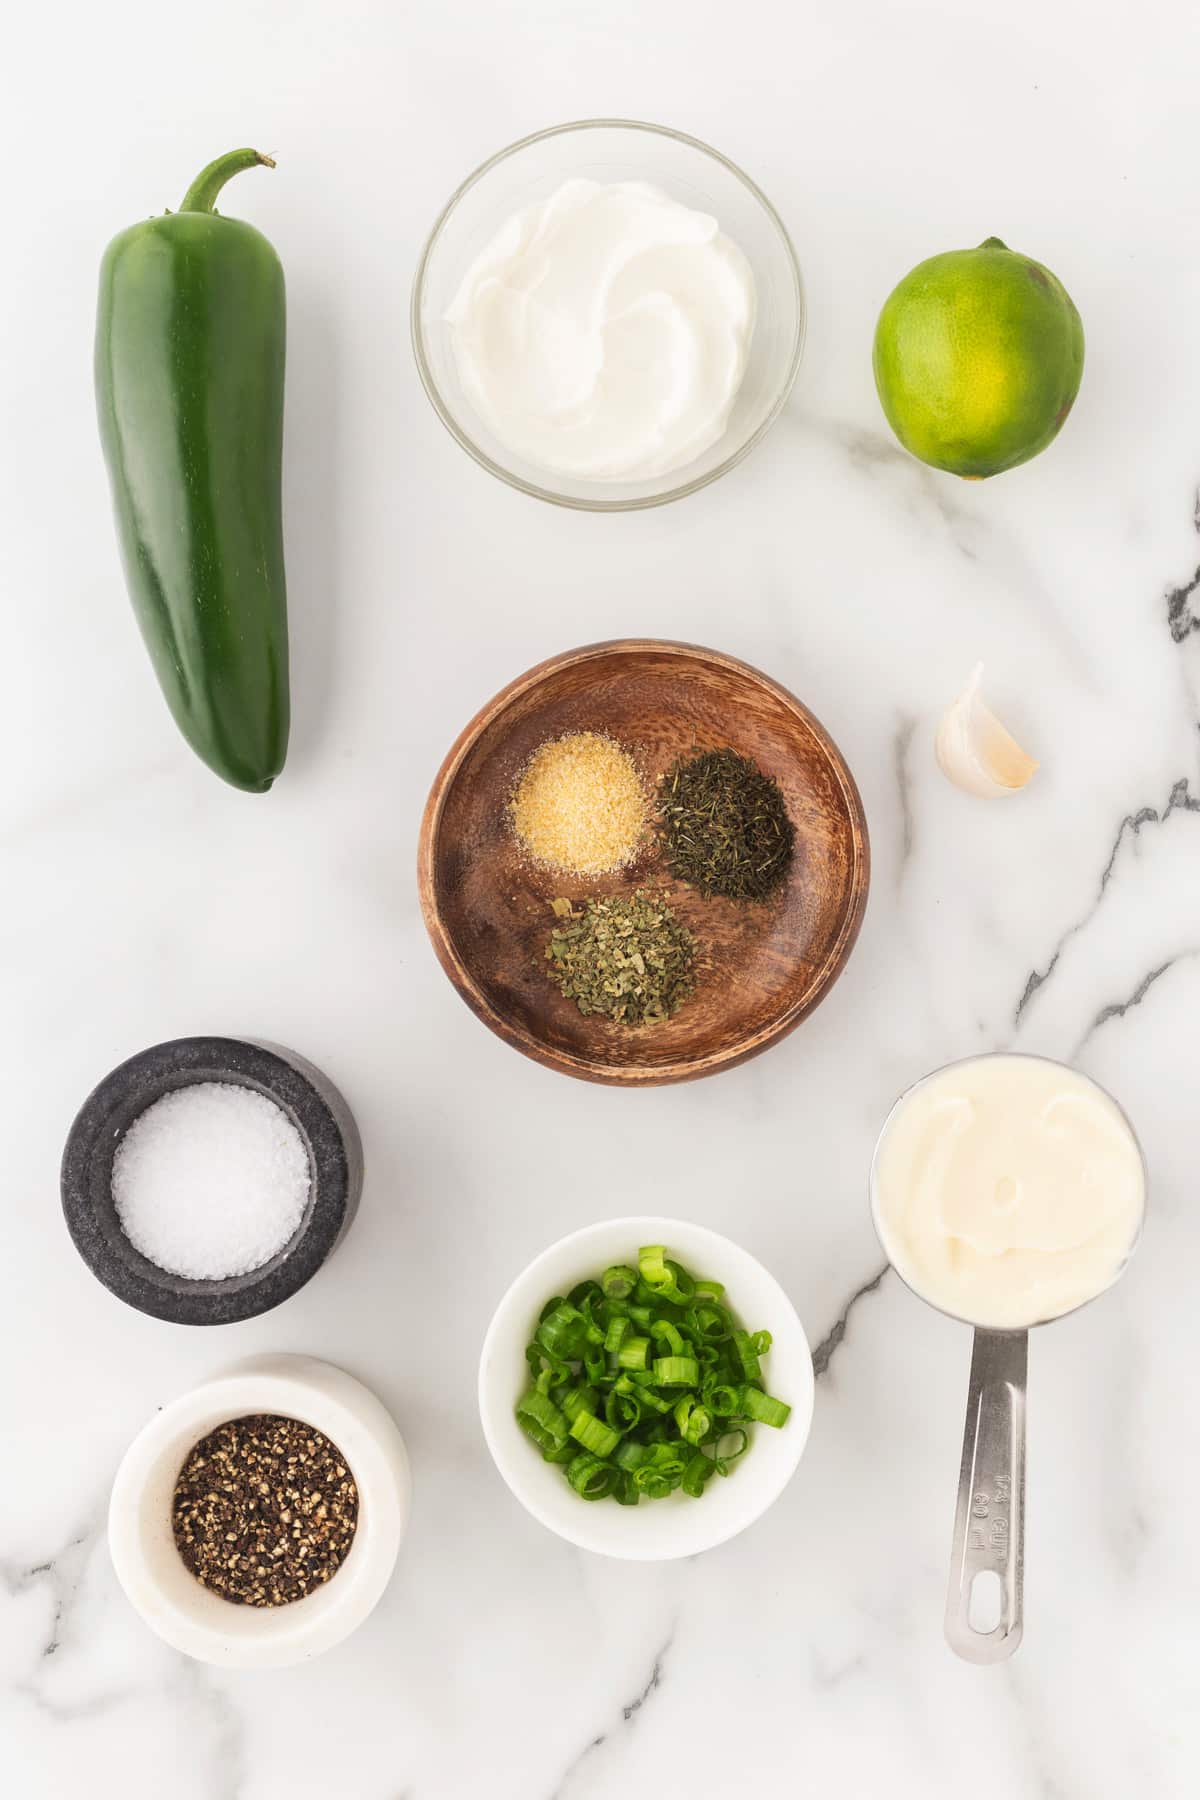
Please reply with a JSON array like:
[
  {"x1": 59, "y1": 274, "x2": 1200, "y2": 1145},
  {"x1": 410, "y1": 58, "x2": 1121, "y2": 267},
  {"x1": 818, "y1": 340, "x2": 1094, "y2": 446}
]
[{"x1": 172, "y1": 1413, "x2": 358, "y2": 1607}]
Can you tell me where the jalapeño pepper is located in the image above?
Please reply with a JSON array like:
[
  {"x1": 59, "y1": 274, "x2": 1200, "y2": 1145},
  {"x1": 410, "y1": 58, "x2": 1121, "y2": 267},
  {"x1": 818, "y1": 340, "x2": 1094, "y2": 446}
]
[{"x1": 95, "y1": 149, "x2": 289, "y2": 792}]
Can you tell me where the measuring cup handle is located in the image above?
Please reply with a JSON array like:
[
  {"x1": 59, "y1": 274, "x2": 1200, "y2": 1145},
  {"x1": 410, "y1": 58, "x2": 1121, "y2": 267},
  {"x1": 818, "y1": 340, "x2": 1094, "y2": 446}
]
[{"x1": 945, "y1": 1327, "x2": 1027, "y2": 1662}]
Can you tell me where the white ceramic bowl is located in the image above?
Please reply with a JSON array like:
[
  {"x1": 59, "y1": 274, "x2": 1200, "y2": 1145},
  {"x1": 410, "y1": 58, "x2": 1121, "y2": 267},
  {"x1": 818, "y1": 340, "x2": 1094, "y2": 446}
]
[
  {"x1": 109, "y1": 1354, "x2": 411, "y2": 1667},
  {"x1": 478, "y1": 1217, "x2": 814, "y2": 1559},
  {"x1": 412, "y1": 120, "x2": 805, "y2": 510}
]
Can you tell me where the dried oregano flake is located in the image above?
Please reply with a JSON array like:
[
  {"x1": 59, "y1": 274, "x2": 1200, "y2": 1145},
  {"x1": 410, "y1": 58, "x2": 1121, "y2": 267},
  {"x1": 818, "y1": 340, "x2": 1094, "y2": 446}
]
[{"x1": 543, "y1": 888, "x2": 696, "y2": 1027}]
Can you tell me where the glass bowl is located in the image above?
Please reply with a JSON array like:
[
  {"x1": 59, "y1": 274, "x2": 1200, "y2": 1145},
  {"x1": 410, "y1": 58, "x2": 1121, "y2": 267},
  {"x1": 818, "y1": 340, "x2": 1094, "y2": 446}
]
[{"x1": 411, "y1": 120, "x2": 805, "y2": 511}]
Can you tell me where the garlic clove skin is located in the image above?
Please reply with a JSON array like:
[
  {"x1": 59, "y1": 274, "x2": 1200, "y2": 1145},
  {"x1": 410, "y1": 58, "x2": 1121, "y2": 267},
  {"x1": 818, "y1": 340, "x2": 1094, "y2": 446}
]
[{"x1": 935, "y1": 664, "x2": 1039, "y2": 798}]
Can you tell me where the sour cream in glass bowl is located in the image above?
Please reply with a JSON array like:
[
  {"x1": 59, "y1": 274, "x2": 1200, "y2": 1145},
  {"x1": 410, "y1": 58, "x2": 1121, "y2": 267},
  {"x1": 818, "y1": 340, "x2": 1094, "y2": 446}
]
[{"x1": 412, "y1": 121, "x2": 805, "y2": 510}]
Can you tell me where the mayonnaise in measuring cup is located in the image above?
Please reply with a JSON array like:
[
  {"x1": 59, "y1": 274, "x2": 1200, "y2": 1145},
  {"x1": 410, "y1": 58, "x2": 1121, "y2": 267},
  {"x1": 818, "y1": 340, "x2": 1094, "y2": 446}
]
[
  {"x1": 445, "y1": 179, "x2": 756, "y2": 482},
  {"x1": 872, "y1": 1055, "x2": 1144, "y2": 1330}
]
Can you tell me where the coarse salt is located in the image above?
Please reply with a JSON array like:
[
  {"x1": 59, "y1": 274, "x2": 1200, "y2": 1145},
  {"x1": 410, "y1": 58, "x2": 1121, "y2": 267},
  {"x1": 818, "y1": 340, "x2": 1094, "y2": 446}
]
[{"x1": 112, "y1": 1082, "x2": 311, "y2": 1280}]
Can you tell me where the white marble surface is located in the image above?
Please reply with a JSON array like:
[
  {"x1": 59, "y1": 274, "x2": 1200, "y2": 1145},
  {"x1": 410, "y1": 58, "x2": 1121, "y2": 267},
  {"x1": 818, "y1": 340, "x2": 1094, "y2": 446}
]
[{"x1": 4, "y1": 0, "x2": 1199, "y2": 1794}]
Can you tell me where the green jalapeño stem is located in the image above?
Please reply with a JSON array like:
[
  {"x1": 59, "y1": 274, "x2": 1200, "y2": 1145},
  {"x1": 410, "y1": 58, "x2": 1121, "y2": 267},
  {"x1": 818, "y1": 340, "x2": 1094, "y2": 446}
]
[{"x1": 180, "y1": 148, "x2": 276, "y2": 214}]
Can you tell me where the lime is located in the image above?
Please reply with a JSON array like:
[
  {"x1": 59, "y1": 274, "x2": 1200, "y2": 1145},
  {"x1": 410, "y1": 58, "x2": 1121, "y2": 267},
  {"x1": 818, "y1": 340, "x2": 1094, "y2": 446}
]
[{"x1": 872, "y1": 238, "x2": 1084, "y2": 478}]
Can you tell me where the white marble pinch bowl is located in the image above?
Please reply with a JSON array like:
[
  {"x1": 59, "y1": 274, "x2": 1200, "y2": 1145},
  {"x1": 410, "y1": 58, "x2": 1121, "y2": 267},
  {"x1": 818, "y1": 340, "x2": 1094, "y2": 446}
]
[
  {"x1": 479, "y1": 1216, "x2": 814, "y2": 1560},
  {"x1": 108, "y1": 1354, "x2": 410, "y2": 1668}
]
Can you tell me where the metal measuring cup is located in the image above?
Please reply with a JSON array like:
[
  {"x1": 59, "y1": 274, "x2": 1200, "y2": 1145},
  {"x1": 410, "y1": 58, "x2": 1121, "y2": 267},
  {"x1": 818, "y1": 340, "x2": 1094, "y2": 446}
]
[{"x1": 869, "y1": 1053, "x2": 1146, "y2": 1664}]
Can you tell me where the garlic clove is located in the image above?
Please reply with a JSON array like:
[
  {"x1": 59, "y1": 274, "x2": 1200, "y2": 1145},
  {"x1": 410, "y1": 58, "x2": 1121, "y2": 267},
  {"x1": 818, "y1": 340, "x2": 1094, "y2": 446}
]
[{"x1": 935, "y1": 663, "x2": 1039, "y2": 798}]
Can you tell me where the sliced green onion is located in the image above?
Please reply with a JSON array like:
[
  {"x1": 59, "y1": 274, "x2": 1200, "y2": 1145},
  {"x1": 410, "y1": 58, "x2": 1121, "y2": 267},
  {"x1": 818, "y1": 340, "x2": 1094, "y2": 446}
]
[
  {"x1": 601, "y1": 1264, "x2": 639, "y2": 1301},
  {"x1": 732, "y1": 1329, "x2": 762, "y2": 1383},
  {"x1": 633, "y1": 1446, "x2": 685, "y2": 1495},
  {"x1": 741, "y1": 1387, "x2": 791, "y2": 1428},
  {"x1": 605, "y1": 1389, "x2": 641, "y2": 1434},
  {"x1": 515, "y1": 1388, "x2": 569, "y2": 1455},
  {"x1": 645, "y1": 1445, "x2": 686, "y2": 1485},
  {"x1": 686, "y1": 1302, "x2": 733, "y2": 1343},
  {"x1": 715, "y1": 1427, "x2": 749, "y2": 1474},
  {"x1": 558, "y1": 1385, "x2": 597, "y2": 1424},
  {"x1": 682, "y1": 1450, "x2": 716, "y2": 1497},
  {"x1": 650, "y1": 1319, "x2": 685, "y2": 1356},
  {"x1": 570, "y1": 1410, "x2": 621, "y2": 1458},
  {"x1": 632, "y1": 1466, "x2": 673, "y2": 1499},
  {"x1": 604, "y1": 1315, "x2": 629, "y2": 1354},
  {"x1": 664, "y1": 1260, "x2": 696, "y2": 1304},
  {"x1": 704, "y1": 1382, "x2": 742, "y2": 1418},
  {"x1": 683, "y1": 1404, "x2": 711, "y2": 1446},
  {"x1": 567, "y1": 1453, "x2": 616, "y2": 1500},
  {"x1": 537, "y1": 1303, "x2": 588, "y2": 1361},
  {"x1": 637, "y1": 1386, "x2": 674, "y2": 1415},
  {"x1": 638, "y1": 1244, "x2": 673, "y2": 1293},
  {"x1": 519, "y1": 1245, "x2": 789, "y2": 1505},
  {"x1": 653, "y1": 1356, "x2": 700, "y2": 1387}
]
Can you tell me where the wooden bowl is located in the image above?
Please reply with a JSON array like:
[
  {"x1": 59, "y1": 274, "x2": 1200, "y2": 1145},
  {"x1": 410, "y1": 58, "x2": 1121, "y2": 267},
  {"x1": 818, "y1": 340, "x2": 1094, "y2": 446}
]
[{"x1": 418, "y1": 640, "x2": 869, "y2": 1085}]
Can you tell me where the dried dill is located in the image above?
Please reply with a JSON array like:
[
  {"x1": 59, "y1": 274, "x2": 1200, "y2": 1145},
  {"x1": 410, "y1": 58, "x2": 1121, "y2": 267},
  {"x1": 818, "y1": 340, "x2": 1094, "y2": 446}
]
[
  {"x1": 658, "y1": 747, "x2": 795, "y2": 901},
  {"x1": 543, "y1": 890, "x2": 696, "y2": 1026}
]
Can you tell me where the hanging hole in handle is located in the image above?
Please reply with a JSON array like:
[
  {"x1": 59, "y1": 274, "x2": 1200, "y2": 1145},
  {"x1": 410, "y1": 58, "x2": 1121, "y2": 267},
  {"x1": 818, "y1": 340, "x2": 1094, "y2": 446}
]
[{"x1": 967, "y1": 1569, "x2": 1004, "y2": 1635}]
